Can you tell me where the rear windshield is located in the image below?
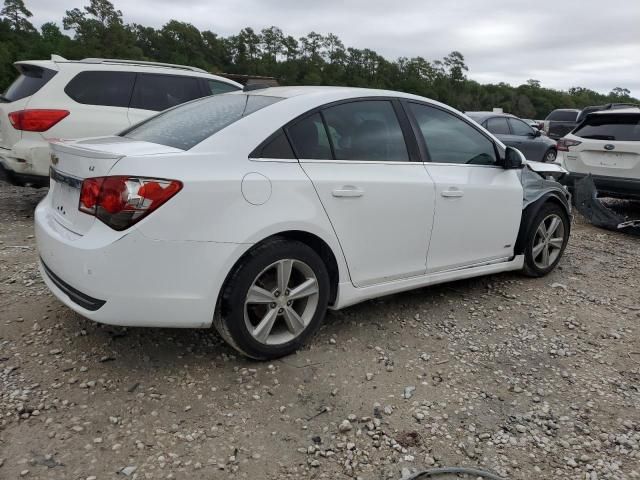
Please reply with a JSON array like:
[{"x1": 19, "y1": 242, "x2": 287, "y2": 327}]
[
  {"x1": 573, "y1": 114, "x2": 640, "y2": 141},
  {"x1": 122, "y1": 94, "x2": 282, "y2": 150},
  {"x1": 546, "y1": 110, "x2": 578, "y2": 122},
  {"x1": 3, "y1": 65, "x2": 57, "y2": 102}
]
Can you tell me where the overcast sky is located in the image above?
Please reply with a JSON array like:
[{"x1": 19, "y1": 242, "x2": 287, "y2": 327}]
[{"x1": 26, "y1": 0, "x2": 640, "y2": 95}]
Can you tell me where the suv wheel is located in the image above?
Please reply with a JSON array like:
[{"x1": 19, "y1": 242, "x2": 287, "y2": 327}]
[
  {"x1": 214, "y1": 238, "x2": 330, "y2": 360},
  {"x1": 523, "y1": 202, "x2": 569, "y2": 277},
  {"x1": 544, "y1": 148, "x2": 557, "y2": 163}
]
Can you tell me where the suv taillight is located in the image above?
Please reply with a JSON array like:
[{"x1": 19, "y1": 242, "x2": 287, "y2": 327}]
[
  {"x1": 8, "y1": 109, "x2": 69, "y2": 132},
  {"x1": 557, "y1": 138, "x2": 582, "y2": 152},
  {"x1": 79, "y1": 176, "x2": 182, "y2": 231}
]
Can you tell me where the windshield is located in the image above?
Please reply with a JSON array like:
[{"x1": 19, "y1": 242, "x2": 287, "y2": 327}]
[
  {"x1": 122, "y1": 94, "x2": 282, "y2": 150},
  {"x1": 573, "y1": 114, "x2": 640, "y2": 141},
  {"x1": 547, "y1": 110, "x2": 578, "y2": 122}
]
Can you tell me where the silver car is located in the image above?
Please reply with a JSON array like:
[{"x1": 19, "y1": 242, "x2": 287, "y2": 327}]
[{"x1": 467, "y1": 112, "x2": 558, "y2": 163}]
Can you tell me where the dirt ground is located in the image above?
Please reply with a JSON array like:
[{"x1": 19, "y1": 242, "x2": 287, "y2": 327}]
[{"x1": 1, "y1": 179, "x2": 639, "y2": 480}]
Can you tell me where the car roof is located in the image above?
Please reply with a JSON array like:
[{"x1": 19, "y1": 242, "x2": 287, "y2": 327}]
[
  {"x1": 242, "y1": 85, "x2": 429, "y2": 100},
  {"x1": 465, "y1": 111, "x2": 517, "y2": 122},
  {"x1": 13, "y1": 56, "x2": 242, "y2": 87},
  {"x1": 589, "y1": 107, "x2": 640, "y2": 115}
]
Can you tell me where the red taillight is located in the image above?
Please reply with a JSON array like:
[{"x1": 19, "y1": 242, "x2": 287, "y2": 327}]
[
  {"x1": 79, "y1": 176, "x2": 182, "y2": 230},
  {"x1": 557, "y1": 138, "x2": 582, "y2": 152},
  {"x1": 8, "y1": 109, "x2": 70, "y2": 132}
]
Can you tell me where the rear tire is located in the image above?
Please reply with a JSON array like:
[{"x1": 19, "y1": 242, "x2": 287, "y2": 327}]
[
  {"x1": 213, "y1": 238, "x2": 330, "y2": 360},
  {"x1": 522, "y1": 202, "x2": 569, "y2": 277}
]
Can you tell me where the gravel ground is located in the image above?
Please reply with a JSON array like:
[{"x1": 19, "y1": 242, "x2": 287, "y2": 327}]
[{"x1": 1, "y1": 180, "x2": 639, "y2": 480}]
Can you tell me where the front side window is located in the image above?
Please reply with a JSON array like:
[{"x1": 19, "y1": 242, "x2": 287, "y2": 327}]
[
  {"x1": 509, "y1": 118, "x2": 533, "y2": 136},
  {"x1": 321, "y1": 100, "x2": 409, "y2": 161},
  {"x1": 485, "y1": 117, "x2": 510, "y2": 135},
  {"x1": 123, "y1": 94, "x2": 282, "y2": 150},
  {"x1": 286, "y1": 113, "x2": 332, "y2": 160},
  {"x1": 573, "y1": 114, "x2": 640, "y2": 141},
  {"x1": 130, "y1": 74, "x2": 204, "y2": 111},
  {"x1": 409, "y1": 103, "x2": 497, "y2": 165},
  {"x1": 208, "y1": 80, "x2": 240, "y2": 95},
  {"x1": 65, "y1": 71, "x2": 135, "y2": 107}
]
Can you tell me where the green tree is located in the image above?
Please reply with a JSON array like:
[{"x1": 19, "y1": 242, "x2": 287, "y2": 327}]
[{"x1": 1, "y1": 0, "x2": 34, "y2": 32}]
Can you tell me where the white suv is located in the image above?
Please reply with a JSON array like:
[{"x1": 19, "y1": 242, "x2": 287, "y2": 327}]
[
  {"x1": 559, "y1": 107, "x2": 640, "y2": 199},
  {"x1": 0, "y1": 55, "x2": 241, "y2": 187}
]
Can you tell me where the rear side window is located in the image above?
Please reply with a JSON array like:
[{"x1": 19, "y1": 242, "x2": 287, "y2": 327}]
[
  {"x1": 123, "y1": 94, "x2": 282, "y2": 150},
  {"x1": 573, "y1": 114, "x2": 640, "y2": 141},
  {"x1": 255, "y1": 130, "x2": 295, "y2": 159},
  {"x1": 65, "y1": 71, "x2": 135, "y2": 107},
  {"x1": 208, "y1": 80, "x2": 240, "y2": 95},
  {"x1": 485, "y1": 117, "x2": 510, "y2": 135},
  {"x1": 547, "y1": 110, "x2": 578, "y2": 122},
  {"x1": 286, "y1": 113, "x2": 332, "y2": 160},
  {"x1": 321, "y1": 101, "x2": 409, "y2": 161},
  {"x1": 4, "y1": 65, "x2": 57, "y2": 102},
  {"x1": 130, "y1": 73, "x2": 204, "y2": 111}
]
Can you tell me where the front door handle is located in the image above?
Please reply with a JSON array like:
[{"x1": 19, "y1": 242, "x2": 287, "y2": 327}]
[
  {"x1": 441, "y1": 189, "x2": 464, "y2": 198},
  {"x1": 332, "y1": 186, "x2": 364, "y2": 198}
]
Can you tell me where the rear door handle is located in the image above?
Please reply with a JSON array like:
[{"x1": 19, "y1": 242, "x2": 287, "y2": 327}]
[
  {"x1": 441, "y1": 189, "x2": 464, "y2": 198},
  {"x1": 332, "y1": 186, "x2": 364, "y2": 198}
]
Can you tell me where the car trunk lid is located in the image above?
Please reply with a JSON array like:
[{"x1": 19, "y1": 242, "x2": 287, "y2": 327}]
[{"x1": 48, "y1": 136, "x2": 182, "y2": 235}]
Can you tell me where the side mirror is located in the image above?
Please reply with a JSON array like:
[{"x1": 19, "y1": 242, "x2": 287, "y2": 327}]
[
  {"x1": 504, "y1": 146, "x2": 524, "y2": 169},
  {"x1": 532, "y1": 128, "x2": 542, "y2": 138}
]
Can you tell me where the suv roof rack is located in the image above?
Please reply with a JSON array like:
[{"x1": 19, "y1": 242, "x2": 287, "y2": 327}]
[{"x1": 78, "y1": 58, "x2": 208, "y2": 74}]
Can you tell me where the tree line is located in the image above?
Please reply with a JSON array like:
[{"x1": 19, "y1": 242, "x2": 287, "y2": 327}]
[{"x1": 0, "y1": 0, "x2": 637, "y2": 119}]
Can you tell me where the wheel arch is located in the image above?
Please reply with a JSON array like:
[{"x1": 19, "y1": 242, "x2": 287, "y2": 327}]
[
  {"x1": 515, "y1": 192, "x2": 571, "y2": 255},
  {"x1": 217, "y1": 230, "x2": 341, "y2": 313}
]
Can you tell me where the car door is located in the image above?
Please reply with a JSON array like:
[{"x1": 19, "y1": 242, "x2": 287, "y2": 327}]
[
  {"x1": 508, "y1": 117, "x2": 541, "y2": 161},
  {"x1": 288, "y1": 99, "x2": 436, "y2": 287},
  {"x1": 406, "y1": 103, "x2": 523, "y2": 273},
  {"x1": 127, "y1": 73, "x2": 207, "y2": 125}
]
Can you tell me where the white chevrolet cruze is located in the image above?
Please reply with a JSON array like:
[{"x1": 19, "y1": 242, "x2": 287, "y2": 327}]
[{"x1": 35, "y1": 87, "x2": 571, "y2": 359}]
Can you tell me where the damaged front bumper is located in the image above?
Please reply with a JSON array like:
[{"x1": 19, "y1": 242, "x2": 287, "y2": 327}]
[{"x1": 573, "y1": 175, "x2": 640, "y2": 236}]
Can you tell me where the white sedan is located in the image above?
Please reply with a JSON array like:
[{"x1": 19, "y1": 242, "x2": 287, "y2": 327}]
[{"x1": 35, "y1": 86, "x2": 571, "y2": 359}]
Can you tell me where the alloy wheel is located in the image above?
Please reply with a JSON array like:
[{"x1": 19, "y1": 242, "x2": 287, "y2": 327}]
[
  {"x1": 532, "y1": 214, "x2": 565, "y2": 269},
  {"x1": 545, "y1": 150, "x2": 557, "y2": 162},
  {"x1": 244, "y1": 259, "x2": 320, "y2": 345}
]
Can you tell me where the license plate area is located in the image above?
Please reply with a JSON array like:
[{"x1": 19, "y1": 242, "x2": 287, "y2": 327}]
[{"x1": 50, "y1": 167, "x2": 93, "y2": 235}]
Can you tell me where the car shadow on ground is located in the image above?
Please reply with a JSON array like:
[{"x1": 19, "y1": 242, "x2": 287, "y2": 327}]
[{"x1": 55, "y1": 270, "x2": 519, "y2": 379}]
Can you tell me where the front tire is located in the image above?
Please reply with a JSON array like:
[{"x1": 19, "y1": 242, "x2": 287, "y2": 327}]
[
  {"x1": 214, "y1": 238, "x2": 330, "y2": 360},
  {"x1": 522, "y1": 202, "x2": 569, "y2": 277}
]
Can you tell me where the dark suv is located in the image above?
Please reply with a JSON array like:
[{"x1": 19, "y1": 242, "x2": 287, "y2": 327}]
[{"x1": 543, "y1": 109, "x2": 580, "y2": 140}]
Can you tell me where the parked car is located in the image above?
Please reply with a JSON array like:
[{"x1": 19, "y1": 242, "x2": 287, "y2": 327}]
[
  {"x1": 0, "y1": 55, "x2": 242, "y2": 187},
  {"x1": 543, "y1": 109, "x2": 580, "y2": 140},
  {"x1": 467, "y1": 111, "x2": 558, "y2": 162},
  {"x1": 576, "y1": 103, "x2": 640, "y2": 124},
  {"x1": 559, "y1": 107, "x2": 640, "y2": 199},
  {"x1": 35, "y1": 87, "x2": 571, "y2": 359}
]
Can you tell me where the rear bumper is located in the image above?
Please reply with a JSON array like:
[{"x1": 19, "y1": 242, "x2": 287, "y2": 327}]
[
  {"x1": 0, "y1": 140, "x2": 52, "y2": 186},
  {"x1": 564, "y1": 172, "x2": 640, "y2": 199},
  {"x1": 35, "y1": 197, "x2": 248, "y2": 328}
]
